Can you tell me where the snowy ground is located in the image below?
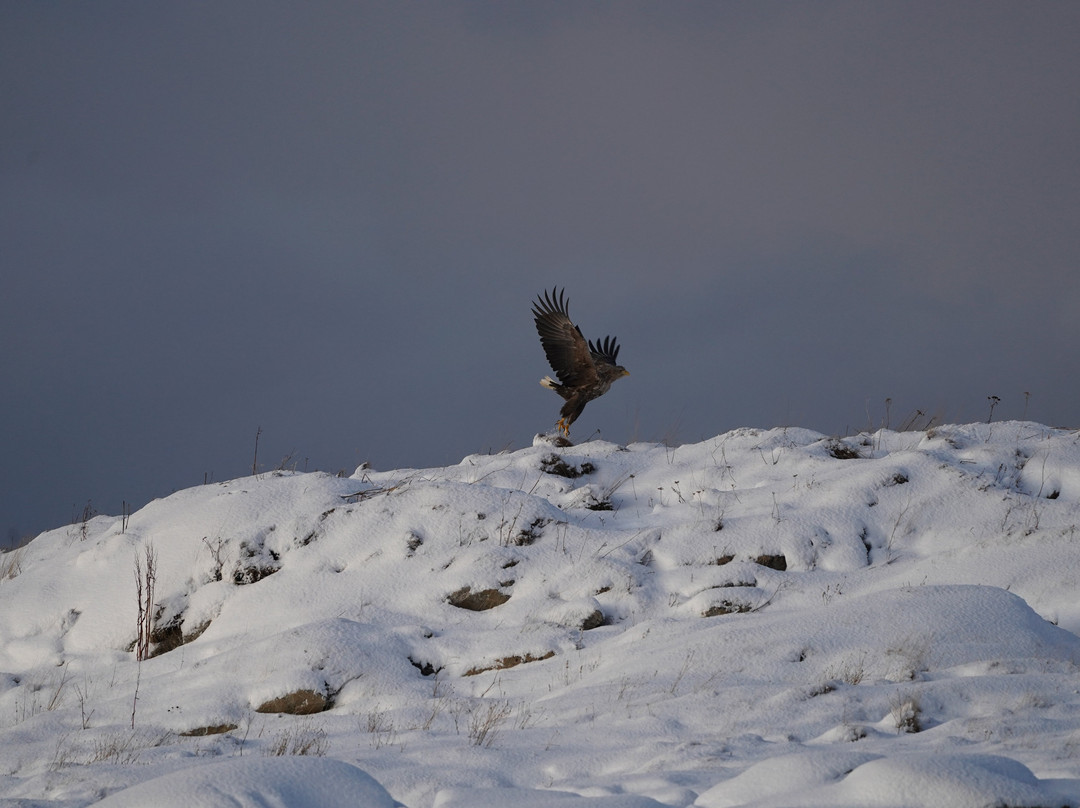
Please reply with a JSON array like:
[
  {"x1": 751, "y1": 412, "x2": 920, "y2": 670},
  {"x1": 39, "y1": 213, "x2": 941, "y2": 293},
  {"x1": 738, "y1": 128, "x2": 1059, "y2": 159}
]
[{"x1": 1, "y1": 421, "x2": 1079, "y2": 807}]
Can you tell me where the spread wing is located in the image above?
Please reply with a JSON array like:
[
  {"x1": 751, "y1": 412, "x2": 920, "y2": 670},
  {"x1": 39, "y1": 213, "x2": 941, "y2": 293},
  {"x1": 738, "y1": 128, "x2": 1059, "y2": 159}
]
[
  {"x1": 588, "y1": 335, "x2": 621, "y2": 368},
  {"x1": 532, "y1": 287, "x2": 599, "y2": 388}
]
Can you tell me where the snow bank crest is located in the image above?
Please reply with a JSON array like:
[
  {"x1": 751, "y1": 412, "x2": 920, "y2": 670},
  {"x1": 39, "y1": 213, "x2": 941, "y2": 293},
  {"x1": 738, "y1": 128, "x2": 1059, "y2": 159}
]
[{"x1": 2, "y1": 422, "x2": 1079, "y2": 807}]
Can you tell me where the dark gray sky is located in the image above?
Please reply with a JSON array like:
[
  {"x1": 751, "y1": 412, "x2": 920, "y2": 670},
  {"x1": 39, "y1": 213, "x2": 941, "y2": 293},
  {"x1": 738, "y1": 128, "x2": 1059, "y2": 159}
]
[{"x1": 3, "y1": 2, "x2": 1079, "y2": 544}]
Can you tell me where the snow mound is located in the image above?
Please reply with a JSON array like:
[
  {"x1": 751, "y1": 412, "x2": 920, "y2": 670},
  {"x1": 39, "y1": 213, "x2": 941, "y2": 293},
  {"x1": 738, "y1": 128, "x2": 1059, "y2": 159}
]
[
  {"x1": 434, "y1": 786, "x2": 669, "y2": 807},
  {"x1": 696, "y1": 751, "x2": 1056, "y2": 808},
  {"x1": 2, "y1": 422, "x2": 1079, "y2": 807},
  {"x1": 94, "y1": 756, "x2": 400, "y2": 807}
]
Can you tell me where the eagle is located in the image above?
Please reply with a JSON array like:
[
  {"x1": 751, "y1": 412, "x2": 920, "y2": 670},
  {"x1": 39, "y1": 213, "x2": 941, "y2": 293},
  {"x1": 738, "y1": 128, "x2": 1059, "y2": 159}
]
[{"x1": 532, "y1": 287, "x2": 629, "y2": 437}]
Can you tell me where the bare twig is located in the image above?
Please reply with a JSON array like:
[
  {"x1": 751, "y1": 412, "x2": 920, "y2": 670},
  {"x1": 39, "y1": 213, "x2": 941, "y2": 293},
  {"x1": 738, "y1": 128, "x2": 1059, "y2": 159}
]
[
  {"x1": 132, "y1": 543, "x2": 157, "y2": 728},
  {"x1": 252, "y1": 426, "x2": 262, "y2": 475}
]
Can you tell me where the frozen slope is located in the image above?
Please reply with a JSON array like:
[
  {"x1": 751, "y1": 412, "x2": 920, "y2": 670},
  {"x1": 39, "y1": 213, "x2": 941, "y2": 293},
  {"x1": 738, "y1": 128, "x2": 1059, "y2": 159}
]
[{"x1": 1, "y1": 422, "x2": 1079, "y2": 807}]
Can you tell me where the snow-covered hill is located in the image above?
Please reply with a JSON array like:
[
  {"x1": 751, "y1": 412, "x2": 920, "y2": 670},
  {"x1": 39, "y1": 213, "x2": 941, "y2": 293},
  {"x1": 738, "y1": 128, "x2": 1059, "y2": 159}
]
[{"x1": 2, "y1": 422, "x2": 1079, "y2": 807}]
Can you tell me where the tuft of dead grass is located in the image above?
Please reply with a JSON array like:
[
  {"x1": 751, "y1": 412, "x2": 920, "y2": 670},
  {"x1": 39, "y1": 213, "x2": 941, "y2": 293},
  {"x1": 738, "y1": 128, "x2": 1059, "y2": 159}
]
[
  {"x1": 890, "y1": 691, "x2": 922, "y2": 733},
  {"x1": 264, "y1": 725, "x2": 328, "y2": 757},
  {"x1": 468, "y1": 700, "x2": 513, "y2": 747}
]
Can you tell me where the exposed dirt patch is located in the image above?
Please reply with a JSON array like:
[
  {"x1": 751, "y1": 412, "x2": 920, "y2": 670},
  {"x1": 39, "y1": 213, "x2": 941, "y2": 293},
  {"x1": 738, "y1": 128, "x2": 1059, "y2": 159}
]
[
  {"x1": 180, "y1": 723, "x2": 238, "y2": 737},
  {"x1": 464, "y1": 651, "x2": 555, "y2": 676},
  {"x1": 448, "y1": 586, "x2": 511, "y2": 611},
  {"x1": 254, "y1": 689, "x2": 330, "y2": 715},
  {"x1": 754, "y1": 554, "x2": 787, "y2": 571},
  {"x1": 183, "y1": 619, "x2": 212, "y2": 644},
  {"x1": 149, "y1": 613, "x2": 185, "y2": 658}
]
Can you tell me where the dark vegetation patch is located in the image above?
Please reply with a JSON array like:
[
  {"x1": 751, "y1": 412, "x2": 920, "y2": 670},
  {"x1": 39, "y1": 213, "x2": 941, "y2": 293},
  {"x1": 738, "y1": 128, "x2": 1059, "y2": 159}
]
[
  {"x1": 580, "y1": 609, "x2": 605, "y2": 631},
  {"x1": 511, "y1": 517, "x2": 549, "y2": 546},
  {"x1": 721, "y1": 578, "x2": 757, "y2": 588},
  {"x1": 410, "y1": 658, "x2": 442, "y2": 677},
  {"x1": 540, "y1": 454, "x2": 596, "y2": 479},
  {"x1": 233, "y1": 539, "x2": 281, "y2": 585},
  {"x1": 707, "y1": 554, "x2": 784, "y2": 570},
  {"x1": 702, "y1": 601, "x2": 752, "y2": 617},
  {"x1": 825, "y1": 440, "x2": 861, "y2": 460},
  {"x1": 584, "y1": 495, "x2": 614, "y2": 511}
]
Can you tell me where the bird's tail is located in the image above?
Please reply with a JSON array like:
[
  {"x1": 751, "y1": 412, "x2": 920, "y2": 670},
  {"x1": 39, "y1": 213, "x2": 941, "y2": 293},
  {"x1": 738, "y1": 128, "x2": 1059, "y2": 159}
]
[{"x1": 539, "y1": 376, "x2": 559, "y2": 390}]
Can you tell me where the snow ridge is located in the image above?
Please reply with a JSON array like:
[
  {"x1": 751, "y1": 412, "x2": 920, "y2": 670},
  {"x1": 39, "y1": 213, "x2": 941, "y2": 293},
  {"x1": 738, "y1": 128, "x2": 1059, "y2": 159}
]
[{"x1": 1, "y1": 422, "x2": 1079, "y2": 807}]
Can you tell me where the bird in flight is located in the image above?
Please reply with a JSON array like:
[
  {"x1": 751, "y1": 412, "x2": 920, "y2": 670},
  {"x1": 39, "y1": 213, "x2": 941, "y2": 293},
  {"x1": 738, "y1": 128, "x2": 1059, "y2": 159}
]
[{"x1": 532, "y1": 287, "x2": 629, "y2": 438}]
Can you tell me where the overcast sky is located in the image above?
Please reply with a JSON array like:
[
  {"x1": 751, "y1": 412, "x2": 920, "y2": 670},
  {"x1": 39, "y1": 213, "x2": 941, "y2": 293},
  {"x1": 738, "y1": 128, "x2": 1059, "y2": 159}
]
[{"x1": 3, "y1": 2, "x2": 1079, "y2": 544}]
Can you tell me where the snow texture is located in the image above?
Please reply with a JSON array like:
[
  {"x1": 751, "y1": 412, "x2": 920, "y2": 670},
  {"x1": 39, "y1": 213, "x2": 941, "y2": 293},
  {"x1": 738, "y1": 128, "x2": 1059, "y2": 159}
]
[
  {"x1": 1, "y1": 421, "x2": 1079, "y2": 807},
  {"x1": 93, "y1": 757, "x2": 401, "y2": 808}
]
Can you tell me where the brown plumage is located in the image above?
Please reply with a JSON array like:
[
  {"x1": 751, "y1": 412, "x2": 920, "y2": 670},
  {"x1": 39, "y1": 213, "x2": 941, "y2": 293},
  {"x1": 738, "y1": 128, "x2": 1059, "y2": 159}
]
[{"x1": 532, "y1": 287, "x2": 629, "y2": 437}]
